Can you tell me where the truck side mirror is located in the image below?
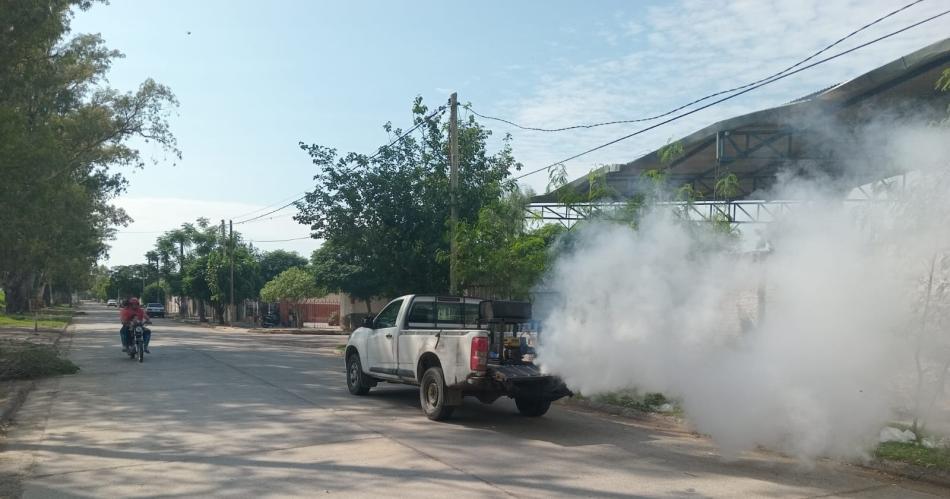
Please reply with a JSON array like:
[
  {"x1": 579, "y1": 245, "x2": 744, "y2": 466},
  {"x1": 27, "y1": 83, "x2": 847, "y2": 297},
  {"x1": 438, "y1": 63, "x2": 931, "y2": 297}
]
[{"x1": 362, "y1": 316, "x2": 374, "y2": 329}]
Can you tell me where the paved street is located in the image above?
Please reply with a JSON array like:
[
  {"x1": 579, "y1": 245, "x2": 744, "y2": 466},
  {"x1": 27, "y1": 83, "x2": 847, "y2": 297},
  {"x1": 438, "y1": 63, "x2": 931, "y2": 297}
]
[{"x1": 0, "y1": 304, "x2": 946, "y2": 498}]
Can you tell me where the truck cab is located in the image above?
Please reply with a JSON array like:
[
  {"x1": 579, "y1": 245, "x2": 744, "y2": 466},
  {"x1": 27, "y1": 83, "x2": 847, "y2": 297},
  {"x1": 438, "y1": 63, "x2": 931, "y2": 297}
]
[{"x1": 344, "y1": 295, "x2": 571, "y2": 420}]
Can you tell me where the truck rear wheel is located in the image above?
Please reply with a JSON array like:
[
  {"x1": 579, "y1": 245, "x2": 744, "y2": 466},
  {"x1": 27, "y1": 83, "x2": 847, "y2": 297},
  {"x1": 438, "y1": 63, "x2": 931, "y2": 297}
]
[
  {"x1": 346, "y1": 353, "x2": 372, "y2": 395},
  {"x1": 515, "y1": 397, "x2": 551, "y2": 417},
  {"x1": 420, "y1": 367, "x2": 454, "y2": 421}
]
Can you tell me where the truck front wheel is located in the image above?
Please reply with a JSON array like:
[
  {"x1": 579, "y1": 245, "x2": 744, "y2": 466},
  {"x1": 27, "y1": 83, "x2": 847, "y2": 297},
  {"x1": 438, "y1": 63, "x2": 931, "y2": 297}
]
[
  {"x1": 420, "y1": 367, "x2": 455, "y2": 421},
  {"x1": 515, "y1": 397, "x2": 551, "y2": 417},
  {"x1": 346, "y1": 353, "x2": 372, "y2": 395}
]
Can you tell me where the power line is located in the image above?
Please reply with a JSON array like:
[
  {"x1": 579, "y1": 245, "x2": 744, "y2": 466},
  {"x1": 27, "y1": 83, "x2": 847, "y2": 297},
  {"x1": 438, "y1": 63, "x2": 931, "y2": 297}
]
[
  {"x1": 230, "y1": 192, "x2": 307, "y2": 220},
  {"x1": 250, "y1": 236, "x2": 313, "y2": 243},
  {"x1": 233, "y1": 213, "x2": 296, "y2": 225},
  {"x1": 466, "y1": 0, "x2": 927, "y2": 133},
  {"x1": 512, "y1": 8, "x2": 950, "y2": 182},
  {"x1": 234, "y1": 105, "x2": 448, "y2": 225}
]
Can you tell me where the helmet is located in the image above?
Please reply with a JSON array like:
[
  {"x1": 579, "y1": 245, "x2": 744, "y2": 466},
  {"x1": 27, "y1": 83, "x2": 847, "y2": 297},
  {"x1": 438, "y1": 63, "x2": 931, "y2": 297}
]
[{"x1": 129, "y1": 298, "x2": 140, "y2": 307}]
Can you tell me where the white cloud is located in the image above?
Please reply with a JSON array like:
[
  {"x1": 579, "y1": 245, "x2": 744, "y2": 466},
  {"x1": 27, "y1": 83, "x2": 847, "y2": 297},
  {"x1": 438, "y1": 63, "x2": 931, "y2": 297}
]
[
  {"x1": 105, "y1": 196, "x2": 320, "y2": 266},
  {"x1": 501, "y1": 0, "x2": 950, "y2": 193}
]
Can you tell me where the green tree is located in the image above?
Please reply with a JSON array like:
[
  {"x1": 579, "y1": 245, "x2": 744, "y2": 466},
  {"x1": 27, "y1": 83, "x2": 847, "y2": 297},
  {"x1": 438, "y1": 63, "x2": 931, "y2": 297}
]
[
  {"x1": 260, "y1": 267, "x2": 321, "y2": 328},
  {"x1": 258, "y1": 250, "x2": 308, "y2": 285},
  {"x1": 310, "y1": 241, "x2": 381, "y2": 313},
  {"x1": 142, "y1": 282, "x2": 169, "y2": 305},
  {"x1": 205, "y1": 244, "x2": 261, "y2": 324},
  {"x1": 453, "y1": 189, "x2": 567, "y2": 299},
  {"x1": 296, "y1": 97, "x2": 520, "y2": 300},
  {"x1": 155, "y1": 218, "x2": 220, "y2": 319},
  {"x1": 0, "y1": 0, "x2": 178, "y2": 313}
]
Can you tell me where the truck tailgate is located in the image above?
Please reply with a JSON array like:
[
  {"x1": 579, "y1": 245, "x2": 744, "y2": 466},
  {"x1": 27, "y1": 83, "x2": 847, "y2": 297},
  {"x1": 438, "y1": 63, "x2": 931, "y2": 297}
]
[{"x1": 489, "y1": 363, "x2": 547, "y2": 382}]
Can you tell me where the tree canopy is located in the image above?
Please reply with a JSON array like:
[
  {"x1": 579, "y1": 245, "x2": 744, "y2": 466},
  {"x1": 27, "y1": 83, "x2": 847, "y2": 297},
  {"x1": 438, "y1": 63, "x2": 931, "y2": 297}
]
[
  {"x1": 296, "y1": 97, "x2": 521, "y2": 302},
  {"x1": 0, "y1": 0, "x2": 178, "y2": 313}
]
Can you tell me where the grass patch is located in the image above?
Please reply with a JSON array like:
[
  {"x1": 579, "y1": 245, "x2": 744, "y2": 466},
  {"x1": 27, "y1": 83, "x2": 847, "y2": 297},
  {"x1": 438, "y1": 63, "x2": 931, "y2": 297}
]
[
  {"x1": 335, "y1": 344, "x2": 346, "y2": 352},
  {"x1": 0, "y1": 313, "x2": 70, "y2": 330},
  {"x1": 0, "y1": 306, "x2": 78, "y2": 330},
  {"x1": 591, "y1": 390, "x2": 679, "y2": 414},
  {"x1": 876, "y1": 442, "x2": 950, "y2": 470},
  {"x1": 0, "y1": 340, "x2": 79, "y2": 380}
]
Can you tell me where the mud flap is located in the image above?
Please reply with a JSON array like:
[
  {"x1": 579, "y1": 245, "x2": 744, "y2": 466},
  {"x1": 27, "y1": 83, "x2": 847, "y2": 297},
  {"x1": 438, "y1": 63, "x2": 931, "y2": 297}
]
[{"x1": 445, "y1": 388, "x2": 463, "y2": 407}]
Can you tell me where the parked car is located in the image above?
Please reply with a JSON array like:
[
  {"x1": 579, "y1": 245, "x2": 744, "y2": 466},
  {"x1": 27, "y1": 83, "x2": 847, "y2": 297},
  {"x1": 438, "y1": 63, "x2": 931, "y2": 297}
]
[
  {"x1": 145, "y1": 302, "x2": 165, "y2": 318},
  {"x1": 344, "y1": 295, "x2": 571, "y2": 421},
  {"x1": 106, "y1": 299, "x2": 117, "y2": 307}
]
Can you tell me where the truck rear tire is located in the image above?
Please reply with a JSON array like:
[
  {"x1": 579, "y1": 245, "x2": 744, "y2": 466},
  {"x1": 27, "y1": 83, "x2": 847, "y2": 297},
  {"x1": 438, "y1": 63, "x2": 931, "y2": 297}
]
[
  {"x1": 346, "y1": 353, "x2": 372, "y2": 395},
  {"x1": 515, "y1": 397, "x2": 551, "y2": 417},
  {"x1": 420, "y1": 367, "x2": 454, "y2": 421}
]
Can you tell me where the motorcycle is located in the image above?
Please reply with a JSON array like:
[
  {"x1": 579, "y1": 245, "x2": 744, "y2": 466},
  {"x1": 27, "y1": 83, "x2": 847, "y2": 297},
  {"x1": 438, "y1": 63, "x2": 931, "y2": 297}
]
[
  {"x1": 261, "y1": 312, "x2": 280, "y2": 328},
  {"x1": 127, "y1": 318, "x2": 151, "y2": 363}
]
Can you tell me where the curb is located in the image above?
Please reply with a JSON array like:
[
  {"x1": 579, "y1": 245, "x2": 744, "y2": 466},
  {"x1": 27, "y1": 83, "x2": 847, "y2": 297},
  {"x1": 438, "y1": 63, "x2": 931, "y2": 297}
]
[
  {"x1": 174, "y1": 317, "x2": 347, "y2": 335},
  {"x1": 559, "y1": 395, "x2": 682, "y2": 423},
  {"x1": 257, "y1": 329, "x2": 348, "y2": 336},
  {"x1": 562, "y1": 396, "x2": 950, "y2": 489},
  {"x1": 0, "y1": 380, "x2": 35, "y2": 427}
]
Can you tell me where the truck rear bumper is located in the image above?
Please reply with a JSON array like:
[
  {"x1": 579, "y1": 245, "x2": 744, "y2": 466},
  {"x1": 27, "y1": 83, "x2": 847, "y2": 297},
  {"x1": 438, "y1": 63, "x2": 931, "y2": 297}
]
[{"x1": 458, "y1": 364, "x2": 572, "y2": 403}]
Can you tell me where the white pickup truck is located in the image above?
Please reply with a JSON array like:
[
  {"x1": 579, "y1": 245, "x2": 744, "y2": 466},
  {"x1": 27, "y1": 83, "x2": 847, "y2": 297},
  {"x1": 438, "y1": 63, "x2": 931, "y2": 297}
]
[{"x1": 344, "y1": 295, "x2": 571, "y2": 420}]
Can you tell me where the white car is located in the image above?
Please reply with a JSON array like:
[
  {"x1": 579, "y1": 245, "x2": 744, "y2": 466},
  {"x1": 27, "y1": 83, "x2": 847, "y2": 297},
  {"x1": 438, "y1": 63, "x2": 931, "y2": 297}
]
[
  {"x1": 145, "y1": 303, "x2": 165, "y2": 318},
  {"x1": 106, "y1": 299, "x2": 117, "y2": 307},
  {"x1": 344, "y1": 295, "x2": 571, "y2": 420}
]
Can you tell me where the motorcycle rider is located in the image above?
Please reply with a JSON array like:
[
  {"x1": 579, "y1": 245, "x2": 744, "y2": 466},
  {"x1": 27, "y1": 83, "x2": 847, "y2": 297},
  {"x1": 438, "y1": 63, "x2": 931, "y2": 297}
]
[{"x1": 119, "y1": 298, "x2": 152, "y2": 353}]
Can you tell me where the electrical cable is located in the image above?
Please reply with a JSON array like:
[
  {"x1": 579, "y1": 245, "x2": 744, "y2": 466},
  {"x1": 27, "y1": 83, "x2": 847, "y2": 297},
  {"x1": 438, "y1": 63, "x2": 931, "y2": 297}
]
[
  {"x1": 465, "y1": 0, "x2": 928, "y2": 133},
  {"x1": 250, "y1": 236, "x2": 313, "y2": 243},
  {"x1": 512, "y1": 8, "x2": 950, "y2": 181},
  {"x1": 233, "y1": 105, "x2": 448, "y2": 225}
]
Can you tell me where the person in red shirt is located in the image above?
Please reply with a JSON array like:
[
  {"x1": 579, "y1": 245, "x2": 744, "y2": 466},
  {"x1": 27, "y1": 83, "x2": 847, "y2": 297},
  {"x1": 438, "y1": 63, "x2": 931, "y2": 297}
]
[{"x1": 119, "y1": 298, "x2": 152, "y2": 353}]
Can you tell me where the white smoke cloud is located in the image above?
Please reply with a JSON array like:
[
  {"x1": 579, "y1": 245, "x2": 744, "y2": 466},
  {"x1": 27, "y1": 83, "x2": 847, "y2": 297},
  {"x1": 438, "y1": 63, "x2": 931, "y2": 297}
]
[{"x1": 537, "y1": 121, "x2": 950, "y2": 461}]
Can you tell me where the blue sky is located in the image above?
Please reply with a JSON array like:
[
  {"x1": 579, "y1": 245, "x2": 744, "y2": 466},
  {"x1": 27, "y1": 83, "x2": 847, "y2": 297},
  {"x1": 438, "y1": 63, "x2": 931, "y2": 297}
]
[{"x1": 70, "y1": 0, "x2": 949, "y2": 265}]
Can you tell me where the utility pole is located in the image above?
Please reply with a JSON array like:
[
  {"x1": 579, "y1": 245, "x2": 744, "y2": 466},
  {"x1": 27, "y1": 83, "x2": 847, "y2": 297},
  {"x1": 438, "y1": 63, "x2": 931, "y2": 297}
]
[
  {"x1": 229, "y1": 219, "x2": 235, "y2": 325},
  {"x1": 220, "y1": 219, "x2": 226, "y2": 323},
  {"x1": 449, "y1": 92, "x2": 459, "y2": 295}
]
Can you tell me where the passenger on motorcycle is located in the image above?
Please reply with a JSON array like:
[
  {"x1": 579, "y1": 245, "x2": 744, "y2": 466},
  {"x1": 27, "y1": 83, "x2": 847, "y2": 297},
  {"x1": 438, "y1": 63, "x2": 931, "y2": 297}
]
[{"x1": 119, "y1": 298, "x2": 152, "y2": 353}]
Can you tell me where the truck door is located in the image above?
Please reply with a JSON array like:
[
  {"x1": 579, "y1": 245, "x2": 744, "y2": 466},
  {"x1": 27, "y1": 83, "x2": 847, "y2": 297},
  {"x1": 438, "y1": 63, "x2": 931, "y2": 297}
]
[{"x1": 367, "y1": 298, "x2": 402, "y2": 374}]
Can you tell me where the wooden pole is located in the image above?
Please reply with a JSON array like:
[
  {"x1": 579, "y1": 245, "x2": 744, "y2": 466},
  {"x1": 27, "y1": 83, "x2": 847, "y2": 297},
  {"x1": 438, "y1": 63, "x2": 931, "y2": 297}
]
[{"x1": 449, "y1": 92, "x2": 459, "y2": 295}]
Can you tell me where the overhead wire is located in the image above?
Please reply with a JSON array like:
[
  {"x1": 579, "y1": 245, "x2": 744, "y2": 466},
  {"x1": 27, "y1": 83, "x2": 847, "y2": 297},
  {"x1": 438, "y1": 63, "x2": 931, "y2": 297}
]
[
  {"x1": 230, "y1": 192, "x2": 308, "y2": 221},
  {"x1": 511, "y1": 8, "x2": 950, "y2": 181},
  {"x1": 465, "y1": 0, "x2": 928, "y2": 133},
  {"x1": 233, "y1": 105, "x2": 448, "y2": 225},
  {"x1": 249, "y1": 236, "x2": 313, "y2": 243}
]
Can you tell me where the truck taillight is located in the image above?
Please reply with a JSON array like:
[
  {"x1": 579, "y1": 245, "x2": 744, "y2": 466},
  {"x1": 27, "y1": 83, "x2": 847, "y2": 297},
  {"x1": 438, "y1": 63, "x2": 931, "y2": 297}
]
[{"x1": 470, "y1": 336, "x2": 489, "y2": 371}]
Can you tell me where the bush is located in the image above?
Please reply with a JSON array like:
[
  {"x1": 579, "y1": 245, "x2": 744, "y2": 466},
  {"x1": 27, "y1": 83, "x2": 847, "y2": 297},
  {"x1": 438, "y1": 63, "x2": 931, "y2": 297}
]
[{"x1": 328, "y1": 311, "x2": 340, "y2": 326}]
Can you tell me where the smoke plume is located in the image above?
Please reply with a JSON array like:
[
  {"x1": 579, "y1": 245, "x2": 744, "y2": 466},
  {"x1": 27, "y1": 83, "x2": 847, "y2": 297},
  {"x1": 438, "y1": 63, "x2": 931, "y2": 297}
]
[{"x1": 537, "y1": 121, "x2": 950, "y2": 461}]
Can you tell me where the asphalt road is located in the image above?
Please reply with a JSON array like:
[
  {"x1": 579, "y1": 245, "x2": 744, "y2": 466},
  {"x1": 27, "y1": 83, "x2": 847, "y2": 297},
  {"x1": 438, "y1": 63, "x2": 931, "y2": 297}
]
[{"x1": 0, "y1": 304, "x2": 946, "y2": 498}]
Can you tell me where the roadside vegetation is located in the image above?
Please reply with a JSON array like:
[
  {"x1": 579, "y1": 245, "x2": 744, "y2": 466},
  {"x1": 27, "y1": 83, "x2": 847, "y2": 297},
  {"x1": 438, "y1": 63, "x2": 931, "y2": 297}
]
[
  {"x1": 0, "y1": 1, "x2": 179, "y2": 315},
  {"x1": 876, "y1": 442, "x2": 950, "y2": 471},
  {"x1": 574, "y1": 390, "x2": 680, "y2": 415},
  {"x1": 0, "y1": 340, "x2": 79, "y2": 380},
  {"x1": 0, "y1": 305, "x2": 79, "y2": 331}
]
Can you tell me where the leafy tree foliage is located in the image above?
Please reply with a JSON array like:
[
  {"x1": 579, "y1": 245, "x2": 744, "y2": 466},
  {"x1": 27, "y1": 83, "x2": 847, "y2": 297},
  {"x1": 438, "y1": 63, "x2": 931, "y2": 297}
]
[
  {"x1": 296, "y1": 97, "x2": 520, "y2": 301},
  {"x1": 454, "y1": 190, "x2": 566, "y2": 299},
  {"x1": 0, "y1": 0, "x2": 178, "y2": 312},
  {"x1": 259, "y1": 250, "x2": 308, "y2": 285}
]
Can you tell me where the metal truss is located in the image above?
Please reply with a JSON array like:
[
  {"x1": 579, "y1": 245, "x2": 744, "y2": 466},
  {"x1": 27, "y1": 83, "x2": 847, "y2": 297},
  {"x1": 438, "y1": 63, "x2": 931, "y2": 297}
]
[{"x1": 526, "y1": 174, "x2": 906, "y2": 228}]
